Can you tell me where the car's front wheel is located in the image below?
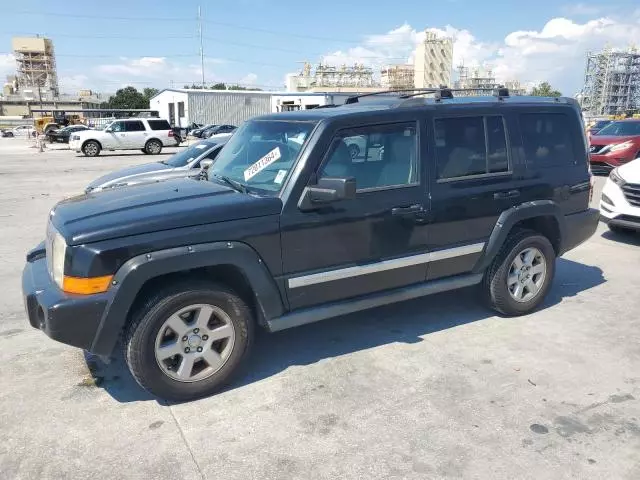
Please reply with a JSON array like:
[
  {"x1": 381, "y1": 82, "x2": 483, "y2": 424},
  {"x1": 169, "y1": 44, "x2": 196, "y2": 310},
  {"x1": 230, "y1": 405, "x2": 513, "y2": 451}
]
[
  {"x1": 145, "y1": 139, "x2": 163, "y2": 155},
  {"x1": 124, "y1": 281, "x2": 253, "y2": 401},
  {"x1": 82, "y1": 140, "x2": 101, "y2": 157},
  {"x1": 483, "y1": 230, "x2": 555, "y2": 316}
]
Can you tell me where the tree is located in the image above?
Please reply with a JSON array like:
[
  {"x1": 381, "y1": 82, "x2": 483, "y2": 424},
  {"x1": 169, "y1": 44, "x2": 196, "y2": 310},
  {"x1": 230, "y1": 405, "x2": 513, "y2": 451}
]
[
  {"x1": 103, "y1": 86, "x2": 149, "y2": 109},
  {"x1": 143, "y1": 87, "x2": 159, "y2": 103},
  {"x1": 531, "y1": 82, "x2": 562, "y2": 97}
]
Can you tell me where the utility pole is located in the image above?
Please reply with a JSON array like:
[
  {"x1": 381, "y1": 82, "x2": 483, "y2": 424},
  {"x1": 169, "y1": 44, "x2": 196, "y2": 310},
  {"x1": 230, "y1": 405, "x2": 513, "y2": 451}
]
[{"x1": 198, "y1": 6, "x2": 205, "y2": 88}]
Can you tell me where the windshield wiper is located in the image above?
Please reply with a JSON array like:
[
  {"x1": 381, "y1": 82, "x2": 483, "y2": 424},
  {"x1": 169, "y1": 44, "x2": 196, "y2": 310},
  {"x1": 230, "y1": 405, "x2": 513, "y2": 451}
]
[{"x1": 212, "y1": 174, "x2": 248, "y2": 194}]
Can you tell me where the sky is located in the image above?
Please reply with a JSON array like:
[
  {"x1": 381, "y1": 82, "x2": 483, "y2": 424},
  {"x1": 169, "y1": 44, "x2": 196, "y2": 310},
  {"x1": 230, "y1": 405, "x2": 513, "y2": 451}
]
[{"x1": 1, "y1": 0, "x2": 640, "y2": 97}]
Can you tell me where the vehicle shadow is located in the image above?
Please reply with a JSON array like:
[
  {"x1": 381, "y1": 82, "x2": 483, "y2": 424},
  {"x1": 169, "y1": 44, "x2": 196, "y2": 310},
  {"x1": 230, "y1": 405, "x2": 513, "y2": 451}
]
[
  {"x1": 600, "y1": 229, "x2": 640, "y2": 246},
  {"x1": 90, "y1": 257, "x2": 605, "y2": 404}
]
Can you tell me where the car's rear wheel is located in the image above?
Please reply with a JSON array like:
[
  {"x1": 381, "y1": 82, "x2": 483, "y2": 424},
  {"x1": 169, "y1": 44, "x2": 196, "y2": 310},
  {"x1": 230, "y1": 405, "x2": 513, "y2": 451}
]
[
  {"x1": 145, "y1": 139, "x2": 163, "y2": 155},
  {"x1": 82, "y1": 140, "x2": 101, "y2": 157},
  {"x1": 124, "y1": 281, "x2": 253, "y2": 401},
  {"x1": 483, "y1": 229, "x2": 555, "y2": 316}
]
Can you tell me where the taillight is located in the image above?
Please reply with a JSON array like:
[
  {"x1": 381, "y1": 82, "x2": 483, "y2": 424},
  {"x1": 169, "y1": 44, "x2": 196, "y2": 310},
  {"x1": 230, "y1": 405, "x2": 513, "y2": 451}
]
[{"x1": 168, "y1": 130, "x2": 174, "y2": 137}]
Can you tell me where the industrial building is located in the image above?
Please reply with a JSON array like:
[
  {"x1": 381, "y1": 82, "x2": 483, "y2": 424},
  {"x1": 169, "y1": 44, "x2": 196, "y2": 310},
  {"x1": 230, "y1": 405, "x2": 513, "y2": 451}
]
[
  {"x1": 580, "y1": 46, "x2": 640, "y2": 117},
  {"x1": 414, "y1": 31, "x2": 453, "y2": 89},
  {"x1": 454, "y1": 65, "x2": 526, "y2": 96},
  {"x1": 9, "y1": 36, "x2": 59, "y2": 99},
  {"x1": 381, "y1": 64, "x2": 415, "y2": 91},
  {"x1": 150, "y1": 89, "x2": 276, "y2": 127},
  {"x1": 285, "y1": 62, "x2": 379, "y2": 92}
]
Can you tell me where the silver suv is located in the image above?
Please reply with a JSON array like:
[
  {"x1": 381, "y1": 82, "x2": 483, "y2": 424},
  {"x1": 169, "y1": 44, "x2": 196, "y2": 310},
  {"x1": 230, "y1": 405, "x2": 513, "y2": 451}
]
[{"x1": 69, "y1": 118, "x2": 179, "y2": 157}]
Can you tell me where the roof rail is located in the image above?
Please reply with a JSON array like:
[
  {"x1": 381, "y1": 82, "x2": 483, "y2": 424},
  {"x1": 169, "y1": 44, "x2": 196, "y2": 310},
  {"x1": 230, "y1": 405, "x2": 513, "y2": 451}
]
[{"x1": 344, "y1": 88, "x2": 438, "y2": 104}]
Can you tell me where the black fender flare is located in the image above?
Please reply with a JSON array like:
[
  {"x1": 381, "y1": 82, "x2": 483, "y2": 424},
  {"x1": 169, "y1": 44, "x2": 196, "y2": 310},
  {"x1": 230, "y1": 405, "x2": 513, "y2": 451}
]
[
  {"x1": 90, "y1": 241, "x2": 284, "y2": 355},
  {"x1": 472, "y1": 200, "x2": 566, "y2": 274}
]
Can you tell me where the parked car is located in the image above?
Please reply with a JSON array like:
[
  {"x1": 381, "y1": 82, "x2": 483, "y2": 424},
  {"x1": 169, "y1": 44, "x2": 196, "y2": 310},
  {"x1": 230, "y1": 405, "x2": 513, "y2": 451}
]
[
  {"x1": 600, "y1": 159, "x2": 640, "y2": 233},
  {"x1": 191, "y1": 124, "x2": 217, "y2": 138},
  {"x1": 201, "y1": 124, "x2": 237, "y2": 138},
  {"x1": 85, "y1": 135, "x2": 231, "y2": 193},
  {"x1": 1, "y1": 129, "x2": 15, "y2": 137},
  {"x1": 22, "y1": 88, "x2": 598, "y2": 401},
  {"x1": 589, "y1": 119, "x2": 640, "y2": 174},
  {"x1": 46, "y1": 125, "x2": 90, "y2": 143},
  {"x1": 587, "y1": 119, "x2": 612, "y2": 139},
  {"x1": 10, "y1": 125, "x2": 35, "y2": 137},
  {"x1": 69, "y1": 118, "x2": 179, "y2": 157}
]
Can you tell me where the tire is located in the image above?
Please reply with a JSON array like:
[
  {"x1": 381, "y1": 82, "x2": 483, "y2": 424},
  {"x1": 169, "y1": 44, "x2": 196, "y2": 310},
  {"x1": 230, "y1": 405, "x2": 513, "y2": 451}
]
[
  {"x1": 82, "y1": 140, "x2": 101, "y2": 157},
  {"x1": 145, "y1": 139, "x2": 163, "y2": 155},
  {"x1": 483, "y1": 229, "x2": 556, "y2": 316},
  {"x1": 347, "y1": 143, "x2": 360, "y2": 159},
  {"x1": 124, "y1": 280, "x2": 254, "y2": 401}
]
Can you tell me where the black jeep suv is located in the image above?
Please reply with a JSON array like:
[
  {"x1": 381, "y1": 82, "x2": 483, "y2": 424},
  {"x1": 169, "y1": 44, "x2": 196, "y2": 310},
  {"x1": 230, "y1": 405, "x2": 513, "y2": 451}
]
[{"x1": 22, "y1": 89, "x2": 599, "y2": 401}]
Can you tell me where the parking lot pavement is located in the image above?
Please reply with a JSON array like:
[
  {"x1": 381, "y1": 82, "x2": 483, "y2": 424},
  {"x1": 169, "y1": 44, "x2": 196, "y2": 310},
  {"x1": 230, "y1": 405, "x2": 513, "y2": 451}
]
[{"x1": 1, "y1": 144, "x2": 639, "y2": 480}]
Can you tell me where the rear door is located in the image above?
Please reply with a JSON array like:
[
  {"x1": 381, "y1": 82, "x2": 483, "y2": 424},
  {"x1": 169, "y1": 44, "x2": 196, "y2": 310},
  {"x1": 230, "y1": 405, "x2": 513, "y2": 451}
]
[{"x1": 425, "y1": 109, "x2": 523, "y2": 281}]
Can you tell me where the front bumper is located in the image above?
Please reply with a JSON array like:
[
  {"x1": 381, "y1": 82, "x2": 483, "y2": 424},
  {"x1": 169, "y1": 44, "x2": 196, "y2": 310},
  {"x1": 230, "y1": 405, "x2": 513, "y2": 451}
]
[
  {"x1": 600, "y1": 178, "x2": 640, "y2": 231},
  {"x1": 562, "y1": 208, "x2": 600, "y2": 253},
  {"x1": 22, "y1": 252, "x2": 111, "y2": 352}
]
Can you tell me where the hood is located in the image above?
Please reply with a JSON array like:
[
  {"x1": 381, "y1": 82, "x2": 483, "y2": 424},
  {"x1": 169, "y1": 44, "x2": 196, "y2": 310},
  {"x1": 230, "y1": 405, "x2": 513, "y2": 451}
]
[
  {"x1": 589, "y1": 135, "x2": 640, "y2": 145},
  {"x1": 86, "y1": 162, "x2": 171, "y2": 191},
  {"x1": 52, "y1": 177, "x2": 282, "y2": 245},
  {"x1": 618, "y1": 159, "x2": 640, "y2": 183}
]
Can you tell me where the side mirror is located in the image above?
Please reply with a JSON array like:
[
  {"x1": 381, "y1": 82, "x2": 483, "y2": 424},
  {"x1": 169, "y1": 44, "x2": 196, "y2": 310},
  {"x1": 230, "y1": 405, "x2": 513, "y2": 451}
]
[
  {"x1": 105, "y1": 128, "x2": 113, "y2": 133},
  {"x1": 298, "y1": 177, "x2": 356, "y2": 211},
  {"x1": 200, "y1": 159, "x2": 213, "y2": 170}
]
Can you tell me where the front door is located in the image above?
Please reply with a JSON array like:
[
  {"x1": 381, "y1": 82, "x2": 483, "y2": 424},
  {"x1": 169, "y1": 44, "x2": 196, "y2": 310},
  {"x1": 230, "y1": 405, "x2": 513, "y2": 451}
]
[
  {"x1": 281, "y1": 120, "x2": 430, "y2": 310},
  {"x1": 124, "y1": 120, "x2": 147, "y2": 148},
  {"x1": 104, "y1": 121, "x2": 127, "y2": 149},
  {"x1": 425, "y1": 111, "x2": 521, "y2": 281}
]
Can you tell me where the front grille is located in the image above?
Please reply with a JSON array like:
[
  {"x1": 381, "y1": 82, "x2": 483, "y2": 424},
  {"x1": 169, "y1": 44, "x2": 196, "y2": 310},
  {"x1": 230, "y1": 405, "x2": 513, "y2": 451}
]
[
  {"x1": 622, "y1": 183, "x2": 640, "y2": 207},
  {"x1": 589, "y1": 144, "x2": 606, "y2": 154}
]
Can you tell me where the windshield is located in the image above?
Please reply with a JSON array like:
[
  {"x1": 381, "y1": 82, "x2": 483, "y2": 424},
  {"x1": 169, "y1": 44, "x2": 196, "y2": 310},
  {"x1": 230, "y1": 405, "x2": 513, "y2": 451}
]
[
  {"x1": 595, "y1": 121, "x2": 640, "y2": 136},
  {"x1": 593, "y1": 120, "x2": 611, "y2": 129},
  {"x1": 163, "y1": 142, "x2": 213, "y2": 167},
  {"x1": 208, "y1": 119, "x2": 316, "y2": 194}
]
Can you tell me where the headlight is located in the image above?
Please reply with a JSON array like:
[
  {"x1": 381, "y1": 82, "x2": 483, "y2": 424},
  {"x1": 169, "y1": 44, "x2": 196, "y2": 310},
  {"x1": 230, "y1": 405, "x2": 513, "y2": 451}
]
[
  {"x1": 609, "y1": 168, "x2": 626, "y2": 187},
  {"x1": 46, "y1": 223, "x2": 67, "y2": 288}
]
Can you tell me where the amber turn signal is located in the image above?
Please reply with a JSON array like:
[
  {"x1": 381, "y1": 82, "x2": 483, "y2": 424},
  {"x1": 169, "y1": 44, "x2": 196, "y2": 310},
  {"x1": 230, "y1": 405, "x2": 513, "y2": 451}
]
[{"x1": 62, "y1": 275, "x2": 113, "y2": 295}]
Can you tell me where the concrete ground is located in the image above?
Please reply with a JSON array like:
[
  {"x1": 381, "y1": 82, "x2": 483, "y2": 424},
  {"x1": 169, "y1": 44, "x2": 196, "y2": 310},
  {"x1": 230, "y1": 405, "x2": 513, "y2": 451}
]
[{"x1": 0, "y1": 136, "x2": 639, "y2": 480}]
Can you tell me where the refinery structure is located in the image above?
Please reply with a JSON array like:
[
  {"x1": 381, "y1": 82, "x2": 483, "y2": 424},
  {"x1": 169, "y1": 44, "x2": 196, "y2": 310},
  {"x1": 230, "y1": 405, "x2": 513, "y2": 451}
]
[
  {"x1": 414, "y1": 31, "x2": 454, "y2": 89},
  {"x1": 579, "y1": 45, "x2": 640, "y2": 117},
  {"x1": 454, "y1": 65, "x2": 526, "y2": 96},
  {"x1": 285, "y1": 62, "x2": 376, "y2": 92},
  {"x1": 9, "y1": 36, "x2": 59, "y2": 99}
]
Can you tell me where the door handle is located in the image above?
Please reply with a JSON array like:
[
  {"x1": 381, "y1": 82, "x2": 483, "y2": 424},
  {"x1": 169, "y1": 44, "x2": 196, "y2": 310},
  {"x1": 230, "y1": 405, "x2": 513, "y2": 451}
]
[
  {"x1": 494, "y1": 189, "x2": 520, "y2": 200},
  {"x1": 391, "y1": 204, "x2": 424, "y2": 216}
]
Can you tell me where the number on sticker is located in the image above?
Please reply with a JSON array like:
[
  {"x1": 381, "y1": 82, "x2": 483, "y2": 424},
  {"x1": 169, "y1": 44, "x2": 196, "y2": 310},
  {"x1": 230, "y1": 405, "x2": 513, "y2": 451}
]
[{"x1": 244, "y1": 147, "x2": 282, "y2": 181}]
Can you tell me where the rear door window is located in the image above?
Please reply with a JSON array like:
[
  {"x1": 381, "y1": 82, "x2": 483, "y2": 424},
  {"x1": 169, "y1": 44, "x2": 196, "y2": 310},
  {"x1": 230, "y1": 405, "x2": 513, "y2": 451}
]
[{"x1": 519, "y1": 113, "x2": 577, "y2": 167}]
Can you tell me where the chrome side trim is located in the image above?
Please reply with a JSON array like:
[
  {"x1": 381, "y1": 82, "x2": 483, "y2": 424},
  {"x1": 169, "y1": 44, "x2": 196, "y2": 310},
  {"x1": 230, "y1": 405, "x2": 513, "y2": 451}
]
[{"x1": 287, "y1": 242, "x2": 485, "y2": 289}]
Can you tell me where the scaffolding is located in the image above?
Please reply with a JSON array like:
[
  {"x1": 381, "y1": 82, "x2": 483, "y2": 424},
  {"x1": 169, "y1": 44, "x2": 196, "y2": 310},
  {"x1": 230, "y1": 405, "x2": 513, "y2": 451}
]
[
  {"x1": 312, "y1": 62, "x2": 376, "y2": 88},
  {"x1": 454, "y1": 64, "x2": 526, "y2": 96},
  {"x1": 11, "y1": 36, "x2": 59, "y2": 99},
  {"x1": 580, "y1": 45, "x2": 640, "y2": 116},
  {"x1": 381, "y1": 64, "x2": 415, "y2": 91}
]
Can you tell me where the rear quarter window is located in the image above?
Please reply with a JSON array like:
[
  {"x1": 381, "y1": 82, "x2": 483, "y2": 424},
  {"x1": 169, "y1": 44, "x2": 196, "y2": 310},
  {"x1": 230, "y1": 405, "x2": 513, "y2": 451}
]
[
  {"x1": 519, "y1": 113, "x2": 578, "y2": 168},
  {"x1": 147, "y1": 119, "x2": 172, "y2": 130}
]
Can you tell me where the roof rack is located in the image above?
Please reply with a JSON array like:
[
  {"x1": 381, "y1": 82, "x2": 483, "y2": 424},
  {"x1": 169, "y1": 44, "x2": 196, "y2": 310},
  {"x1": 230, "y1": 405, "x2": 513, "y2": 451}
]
[{"x1": 344, "y1": 85, "x2": 511, "y2": 104}]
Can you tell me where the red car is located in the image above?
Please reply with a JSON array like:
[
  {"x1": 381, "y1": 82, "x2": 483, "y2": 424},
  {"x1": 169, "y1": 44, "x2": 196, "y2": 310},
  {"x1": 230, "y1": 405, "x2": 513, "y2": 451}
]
[{"x1": 589, "y1": 119, "x2": 640, "y2": 174}]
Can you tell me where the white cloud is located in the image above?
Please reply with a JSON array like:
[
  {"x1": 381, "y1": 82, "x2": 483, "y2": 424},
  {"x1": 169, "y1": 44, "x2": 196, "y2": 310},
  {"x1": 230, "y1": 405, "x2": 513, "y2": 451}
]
[
  {"x1": 96, "y1": 57, "x2": 170, "y2": 77},
  {"x1": 58, "y1": 74, "x2": 89, "y2": 93},
  {"x1": 0, "y1": 54, "x2": 16, "y2": 83},
  {"x1": 239, "y1": 73, "x2": 258, "y2": 86},
  {"x1": 318, "y1": 12, "x2": 640, "y2": 95}
]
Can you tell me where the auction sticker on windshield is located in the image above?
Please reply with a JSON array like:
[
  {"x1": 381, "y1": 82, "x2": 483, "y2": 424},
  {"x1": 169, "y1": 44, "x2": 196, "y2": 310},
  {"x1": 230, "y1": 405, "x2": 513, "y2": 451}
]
[{"x1": 244, "y1": 147, "x2": 281, "y2": 181}]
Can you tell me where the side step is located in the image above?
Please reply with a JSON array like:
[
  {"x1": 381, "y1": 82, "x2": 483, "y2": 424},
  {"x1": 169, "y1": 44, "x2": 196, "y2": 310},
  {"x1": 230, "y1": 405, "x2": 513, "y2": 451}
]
[{"x1": 267, "y1": 273, "x2": 483, "y2": 332}]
